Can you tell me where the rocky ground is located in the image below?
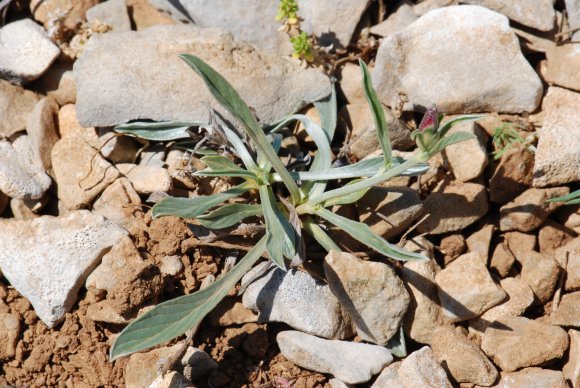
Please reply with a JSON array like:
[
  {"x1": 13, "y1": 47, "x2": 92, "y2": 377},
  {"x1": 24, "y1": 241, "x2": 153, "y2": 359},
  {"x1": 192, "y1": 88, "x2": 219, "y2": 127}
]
[{"x1": 0, "y1": 0, "x2": 580, "y2": 387}]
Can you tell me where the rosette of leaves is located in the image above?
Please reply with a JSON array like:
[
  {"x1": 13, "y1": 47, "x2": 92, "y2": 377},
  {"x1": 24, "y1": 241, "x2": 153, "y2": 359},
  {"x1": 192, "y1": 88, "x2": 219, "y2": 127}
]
[{"x1": 109, "y1": 56, "x2": 480, "y2": 360}]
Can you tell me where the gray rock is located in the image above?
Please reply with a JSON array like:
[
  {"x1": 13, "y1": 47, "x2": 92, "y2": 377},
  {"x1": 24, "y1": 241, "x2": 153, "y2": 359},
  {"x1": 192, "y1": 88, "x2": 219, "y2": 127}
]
[
  {"x1": 398, "y1": 347, "x2": 452, "y2": 388},
  {"x1": 0, "y1": 19, "x2": 60, "y2": 85},
  {"x1": 442, "y1": 120, "x2": 488, "y2": 182},
  {"x1": 277, "y1": 330, "x2": 392, "y2": 384},
  {"x1": 493, "y1": 368, "x2": 566, "y2": 388},
  {"x1": 0, "y1": 136, "x2": 52, "y2": 200},
  {"x1": 417, "y1": 179, "x2": 489, "y2": 235},
  {"x1": 371, "y1": 361, "x2": 403, "y2": 388},
  {"x1": 242, "y1": 266, "x2": 354, "y2": 339},
  {"x1": 461, "y1": 0, "x2": 556, "y2": 31},
  {"x1": 26, "y1": 97, "x2": 59, "y2": 171},
  {"x1": 518, "y1": 251, "x2": 561, "y2": 304},
  {"x1": 370, "y1": 0, "x2": 417, "y2": 38},
  {"x1": 372, "y1": 5, "x2": 542, "y2": 114},
  {"x1": 499, "y1": 187, "x2": 569, "y2": 232},
  {"x1": 0, "y1": 80, "x2": 40, "y2": 137},
  {"x1": 0, "y1": 313, "x2": 20, "y2": 361},
  {"x1": 0, "y1": 211, "x2": 127, "y2": 327},
  {"x1": 74, "y1": 25, "x2": 331, "y2": 127},
  {"x1": 481, "y1": 316, "x2": 569, "y2": 372},
  {"x1": 545, "y1": 45, "x2": 580, "y2": 92},
  {"x1": 431, "y1": 326, "x2": 497, "y2": 386},
  {"x1": 324, "y1": 251, "x2": 409, "y2": 345},
  {"x1": 564, "y1": 329, "x2": 580, "y2": 388},
  {"x1": 357, "y1": 186, "x2": 423, "y2": 240},
  {"x1": 533, "y1": 87, "x2": 580, "y2": 187},
  {"x1": 551, "y1": 291, "x2": 580, "y2": 327},
  {"x1": 435, "y1": 252, "x2": 507, "y2": 322},
  {"x1": 86, "y1": 0, "x2": 131, "y2": 32}
]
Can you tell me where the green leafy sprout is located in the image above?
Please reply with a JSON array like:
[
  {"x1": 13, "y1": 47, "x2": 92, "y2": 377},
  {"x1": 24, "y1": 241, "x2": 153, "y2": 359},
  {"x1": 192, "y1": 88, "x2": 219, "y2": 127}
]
[
  {"x1": 491, "y1": 122, "x2": 536, "y2": 160},
  {"x1": 109, "y1": 55, "x2": 480, "y2": 360},
  {"x1": 275, "y1": 0, "x2": 315, "y2": 63},
  {"x1": 275, "y1": 0, "x2": 299, "y2": 24}
]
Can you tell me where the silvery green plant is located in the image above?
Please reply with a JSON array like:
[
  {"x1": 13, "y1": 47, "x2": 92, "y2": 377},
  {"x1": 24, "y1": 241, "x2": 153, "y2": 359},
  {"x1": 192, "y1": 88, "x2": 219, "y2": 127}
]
[{"x1": 109, "y1": 55, "x2": 480, "y2": 360}]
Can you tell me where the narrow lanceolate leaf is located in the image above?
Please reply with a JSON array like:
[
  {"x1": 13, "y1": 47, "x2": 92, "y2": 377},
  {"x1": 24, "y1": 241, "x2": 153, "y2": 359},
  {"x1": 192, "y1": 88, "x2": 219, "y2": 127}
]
[
  {"x1": 110, "y1": 236, "x2": 267, "y2": 360},
  {"x1": 315, "y1": 207, "x2": 426, "y2": 261},
  {"x1": 258, "y1": 185, "x2": 295, "y2": 270},
  {"x1": 322, "y1": 179, "x2": 370, "y2": 207},
  {"x1": 219, "y1": 125, "x2": 257, "y2": 170},
  {"x1": 360, "y1": 59, "x2": 392, "y2": 165},
  {"x1": 152, "y1": 183, "x2": 251, "y2": 219},
  {"x1": 114, "y1": 121, "x2": 202, "y2": 141},
  {"x1": 194, "y1": 155, "x2": 258, "y2": 180},
  {"x1": 437, "y1": 114, "x2": 482, "y2": 138},
  {"x1": 179, "y1": 54, "x2": 300, "y2": 203},
  {"x1": 547, "y1": 189, "x2": 580, "y2": 205},
  {"x1": 313, "y1": 83, "x2": 337, "y2": 142},
  {"x1": 302, "y1": 218, "x2": 340, "y2": 252},
  {"x1": 197, "y1": 204, "x2": 262, "y2": 229},
  {"x1": 429, "y1": 131, "x2": 476, "y2": 156}
]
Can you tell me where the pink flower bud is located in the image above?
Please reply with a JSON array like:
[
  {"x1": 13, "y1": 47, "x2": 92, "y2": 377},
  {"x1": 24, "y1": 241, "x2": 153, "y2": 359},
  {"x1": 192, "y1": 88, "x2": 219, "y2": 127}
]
[{"x1": 418, "y1": 105, "x2": 438, "y2": 131}]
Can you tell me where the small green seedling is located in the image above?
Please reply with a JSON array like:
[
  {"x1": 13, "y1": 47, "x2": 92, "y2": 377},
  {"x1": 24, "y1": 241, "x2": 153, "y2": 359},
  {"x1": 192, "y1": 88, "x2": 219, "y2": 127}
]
[
  {"x1": 491, "y1": 123, "x2": 536, "y2": 160},
  {"x1": 109, "y1": 56, "x2": 480, "y2": 361}
]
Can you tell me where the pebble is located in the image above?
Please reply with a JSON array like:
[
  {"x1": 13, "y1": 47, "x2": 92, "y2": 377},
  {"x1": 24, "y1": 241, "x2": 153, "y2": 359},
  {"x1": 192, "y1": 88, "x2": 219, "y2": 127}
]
[
  {"x1": 0, "y1": 80, "x2": 39, "y2": 137},
  {"x1": 159, "y1": 255, "x2": 184, "y2": 276},
  {"x1": 85, "y1": 301, "x2": 130, "y2": 325},
  {"x1": 551, "y1": 291, "x2": 580, "y2": 327},
  {"x1": 276, "y1": 330, "x2": 392, "y2": 384},
  {"x1": 533, "y1": 87, "x2": 580, "y2": 187},
  {"x1": 504, "y1": 231, "x2": 537, "y2": 261},
  {"x1": 181, "y1": 346, "x2": 218, "y2": 382},
  {"x1": 435, "y1": 252, "x2": 507, "y2": 322},
  {"x1": 0, "y1": 211, "x2": 127, "y2": 327},
  {"x1": 442, "y1": 121, "x2": 488, "y2": 182},
  {"x1": 57, "y1": 104, "x2": 82, "y2": 137},
  {"x1": 462, "y1": 0, "x2": 556, "y2": 31},
  {"x1": 544, "y1": 45, "x2": 580, "y2": 92},
  {"x1": 26, "y1": 97, "x2": 59, "y2": 171},
  {"x1": 397, "y1": 346, "x2": 452, "y2": 388},
  {"x1": 567, "y1": 0, "x2": 580, "y2": 40},
  {"x1": 538, "y1": 220, "x2": 575, "y2": 255},
  {"x1": 499, "y1": 187, "x2": 569, "y2": 232},
  {"x1": 86, "y1": 0, "x2": 131, "y2": 32},
  {"x1": 0, "y1": 19, "x2": 60, "y2": 85},
  {"x1": 0, "y1": 313, "x2": 20, "y2": 360},
  {"x1": 372, "y1": 5, "x2": 542, "y2": 114},
  {"x1": 357, "y1": 186, "x2": 423, "y2": 241},
  {"x1": 564, "y1": 329, "x2": 580, "y2": 388},
  {"x1": 481, "y1": 316, "x2": 569, "y2": 372},
  {"x1": 370, "y1": 0, "x2": 417, "y2": 38},
  {"x1": 74, "y1": 25, "x2": 331, "y2": 127},
  {"x1": 518, "y1": 250, "x2": 561, "y2": 304},
  {"x1": 440, "y1": 234, "x2": 467, "y2": 264},
  {"x1": 466, "y1": 224, "x2": 495, "y2": 263},
  {"x1": 418, "y1": 179, "x2": 489, "y2": 235},
  {"x1": 0, "y1": 136, "x2": 52, "y2": 200},
  {"x1": 491, "y1": 368, "x2": 566, "y2": 388},
  {"x1": 489, "y1": 138, "x2": 535, "y2": 205},
  {"x1": 209, "y1": 297, "x2": 258, "y2": 326},
  {"x1": 148, "y1": 371, "x2": 190, "y2": 388},
  {"x1": 125, "y1": 344, "x2": 183, "y2": 388},
  {"x1": 338, "y1": 63, "x2": 364, "y2": 105},
  {"x1": 51, "y1": 131, "x2": 120, "y2": 210},
  {"x1": 341, "y1": 103, "x2": 414, "y2": 159},
  {"x1": 242, "y1": 266, "x2": 354, "y2": 339},
  {"x1": 431, "y1": 326, "x2": 497, "y2": 386},
  {"x1": 84, "y1": 129, "x2": 141, "y2": 164},
  {"x1": 555, "y1": 238, "x2": 580, "y2": 291},
  {"x1": 324, "y1": 251, "x2": 410, "y2": 345},
  {"x1": 117, "y1": 163, "x2": 172, "y2": 195},
  {"x1": 371, "y1": 361, "x2": 403, "y2": 388}
]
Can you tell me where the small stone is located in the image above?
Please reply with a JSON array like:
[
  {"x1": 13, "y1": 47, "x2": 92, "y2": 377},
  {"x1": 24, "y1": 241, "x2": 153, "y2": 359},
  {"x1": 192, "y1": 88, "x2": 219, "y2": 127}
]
[
  {"x1": 209, "y1": 297, "x2": 258, "y2": 326},
  {"x1": 544, "y1": 44, "x2": 580, "y2": 92},
  {"x1": 0, "y1": 313, "x2": 20, "y2": 360},
  {"x1": 0, "y1": 136, "x2": 52, "y2": 200},
  {"x1": 117, "y1": 164, "x2": 172, "y2": 195},
  {"x1": 181, "y1": 346, "x2": 218, "y2": 382},
  {"x1": 357, "y1": 187, "x2": 423, "y2": 241},
  {"x1": 341, "y1": 103, "x2": 414, "y2": 160},
  {"x1": 85, "y1": 301, "x2": 130, "y2": 324},
  {"x1": 329, "y1": 378, "x2": 354, "y2": 388},
  {"x1": 373, "y1": 5, "x2": 542, "y2": 114},
  {"x1": 435, "y1": 252, "x2": 507, "y2": 322},
  {"x1": 0, "y1": 19, "x2": 60, "y2": 85},
  {"x1": 538, "y1": 220, "x2": 575, "y2": 255},
  {"x1": 125, "y1": 344, "x2": 183, "y2": 388},
  {"x1": 86, "y1": 0, "x2": 131, "y2": 32},
  {"x1": 82, "y1": 128, "x2": 141, "y2": 164},
  {"x1": 339, "y1": 63, "x2": 364, "y2": 105},
  {"x1": 461, "y1": 0, "x2": 556, "y2": 31},
  {"x1": 324, "y1": 251, "x2": 410, "y2": 345},
  {"x1": 499, "y1": 187, "x2": 569, "y2": 232},
  {"x1": 159, "y1": 255, "x2": 184, "y2": 276},
  {"x1": 551, "y1": 291, "x2": 580, "y2": 327},
  {"x1": 533, "y1": 87, "x2": 580, "y2": 187},
  {"x1": 442, "y1": 121, "x2": 488, "y2": 182},
  {"x1": 490, "y1": 242, "x2": 515, "y2": 278},
  {"x1": 37, "y1": 64, "x2": 77, "y2": 105},
  {"x1": 26, "y1": 97, "x2": 59, "y2": 171},
  {"x1": 564, "y1": 329, "x2": 580, "y2": 388},
  {"x1": 0, "y1": 211, "x2": 127, "y2": 327},
  {"x1": 440, "y1": 234, "x2": 467, "y2": 264},
  {"x1": 398, "y1": 347, "x2": 452, "y2": 388},
  {"x1": 139, "y1": 145, "x2": 166, "y2": 168},
  {"x1": 418, "y1": 180, "x2": 489, "y2": 235},
  {"x1": 30, "y1": 0, "x2": 98, "y2": 33},
  {"x1": 148, "y1": 371, "x2": 190, "y2": 388},
  {"x1": 466, "y1": 224, "x2": 495, "y2": 263},
  {"x1": 518, "y1": 251, "x2": 561, "y2": 304},
  {"x1": 93, "y1": 177, "x2": 146, "y2": 237},
  {"x1": 10, "y1": 198, "x2": 42, "y2": 220},
  {"x1": 242, "y1": 267, "x2": 354, "y2": 339},
  {"x1": 557, "y1": 205, "x2": 580, "y2": 235},
  {"x1": 0, "y1": 80, "x2": 40, "y2": 137},
  {"x1": 57, "y1": 104, "x2": 82, "y2": 137},
  {"x1": 491, "y1": 368, "x2": 566, "y2": 388},
  {"x1": 431, "y1": 326, "x2": 497, "y2": 386},
  {"x1": 469, "y1": 277, "x2": 535, "y2": 340},
  {"x1": 51, "y1": 132, "x2": 120, "y2": 210},
  {"x1": 481, "y1": 316, "x2": 569, "y2": 372},
  {"x1": 371, "y1": 361, "x2": 403, "y2": 388},
  {"x1": 567, "y1": 0, "x2": 580, "y2": 40},
  {"x1": 125, "y1": 0, "x2": 176, "y2": 30},
  {"x1": 555, "y1": 238, "x2": 580, "y2": 291},
  {"x1": 489, "y1": 140, "x2": 535, "y2": 205},
  {"x1": 277, "y1": 330, "x2": 393, "y2": 385},
  {"x1": 370, "y1": 0, "x2": 417, "y2": 38},
  {"x1": 504, "y1": 231, "x2": 537, "y2": 261}
]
